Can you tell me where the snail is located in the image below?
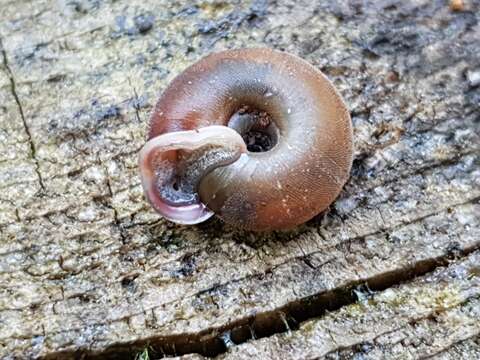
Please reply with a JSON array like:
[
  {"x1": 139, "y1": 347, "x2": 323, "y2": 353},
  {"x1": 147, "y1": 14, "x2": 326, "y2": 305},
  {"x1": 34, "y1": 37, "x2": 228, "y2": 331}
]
[{"x1": 139, "y1": 48, "x2": 353, "y2": 231}]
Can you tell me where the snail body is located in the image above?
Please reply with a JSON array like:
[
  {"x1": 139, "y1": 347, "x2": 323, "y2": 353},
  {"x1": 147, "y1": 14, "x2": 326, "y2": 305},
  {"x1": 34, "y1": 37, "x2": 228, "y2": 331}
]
[{"x1": 139, "y1": 48, "x2": 353, "y2": 231}]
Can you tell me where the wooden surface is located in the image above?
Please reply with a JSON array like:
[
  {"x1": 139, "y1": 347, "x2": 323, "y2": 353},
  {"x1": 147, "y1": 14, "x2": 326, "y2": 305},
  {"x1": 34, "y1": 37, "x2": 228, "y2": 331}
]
[{"x1": 0, "y1": 0, "x2": 479, "y2": 359}]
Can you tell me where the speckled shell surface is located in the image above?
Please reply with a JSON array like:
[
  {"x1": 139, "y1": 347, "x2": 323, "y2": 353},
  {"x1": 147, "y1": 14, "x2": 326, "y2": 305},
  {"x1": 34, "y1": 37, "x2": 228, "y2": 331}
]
[{"x1": 148, "y1": 48, "x2": 353, "y2": 230}]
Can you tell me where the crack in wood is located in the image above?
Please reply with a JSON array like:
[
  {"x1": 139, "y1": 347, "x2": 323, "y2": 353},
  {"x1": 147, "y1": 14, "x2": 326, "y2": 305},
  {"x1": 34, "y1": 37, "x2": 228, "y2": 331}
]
[
  {"x1": 0, "y1": 37, "x2": 46, "y2": 191},
  {"x1": 421, "y1": 334, "x2": 480, "y2": 359},
  {"x1": 0, "y1": 195, "x2": 477, "y2": 305},
  {"x1": 102, "y1": 162, "x2": 128, "y2": 244},
  {"x1": 1, "y1": 1, "x2": 479, "y2": 357},
  {"x1": 39, "y1": 242, "x2": 480, "y2": 360},
  {"x1": 321, "y1": 295, "x2": 480, "y2": 359}
]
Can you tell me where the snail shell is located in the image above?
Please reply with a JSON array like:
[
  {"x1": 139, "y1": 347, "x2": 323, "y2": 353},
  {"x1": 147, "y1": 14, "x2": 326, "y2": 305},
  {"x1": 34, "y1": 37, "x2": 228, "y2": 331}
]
[{"x1": 140, "y1": 48, "x2": 353, "y2": 231}]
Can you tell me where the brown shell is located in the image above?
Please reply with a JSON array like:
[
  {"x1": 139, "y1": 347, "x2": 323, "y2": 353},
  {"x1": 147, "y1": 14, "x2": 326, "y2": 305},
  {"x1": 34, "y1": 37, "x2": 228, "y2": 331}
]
[{"x1": 148, "y1": 48, "x2": 353, "y2": 231}]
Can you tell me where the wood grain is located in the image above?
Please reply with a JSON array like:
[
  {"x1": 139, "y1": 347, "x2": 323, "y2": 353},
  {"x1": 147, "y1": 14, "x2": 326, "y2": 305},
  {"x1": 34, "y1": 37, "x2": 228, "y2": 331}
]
[{"x1": 0, "y1": 0, "x2": 479, "y2": 358}]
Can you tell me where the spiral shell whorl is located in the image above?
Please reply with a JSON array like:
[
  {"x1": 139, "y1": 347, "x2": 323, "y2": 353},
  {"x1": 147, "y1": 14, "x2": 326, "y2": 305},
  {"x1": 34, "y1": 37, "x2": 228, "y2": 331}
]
[{"x1": 147, "y1": 48, "x2": 352, "y2": 230}]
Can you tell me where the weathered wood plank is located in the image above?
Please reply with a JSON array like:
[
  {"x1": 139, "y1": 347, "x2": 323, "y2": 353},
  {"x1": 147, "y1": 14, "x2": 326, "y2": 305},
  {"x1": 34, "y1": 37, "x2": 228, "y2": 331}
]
[
  {"x1": 430, "y1": 336, "x2": 480, "y2": 359},
  {"x1": 215, "y1": 251, "x2": 480, "y2": 360},
  {"x1": 0, "y1": 0, "x2": 479, "y2": 358}
]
